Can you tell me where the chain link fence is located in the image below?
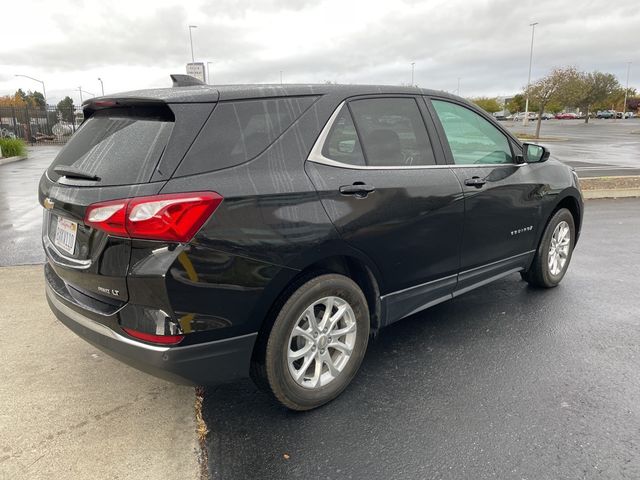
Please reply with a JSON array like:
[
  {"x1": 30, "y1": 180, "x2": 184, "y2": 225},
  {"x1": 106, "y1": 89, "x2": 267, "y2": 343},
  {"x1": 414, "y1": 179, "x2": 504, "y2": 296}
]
[{"x1": 0, "y1": 105, "x2": 84, "y2": 145}]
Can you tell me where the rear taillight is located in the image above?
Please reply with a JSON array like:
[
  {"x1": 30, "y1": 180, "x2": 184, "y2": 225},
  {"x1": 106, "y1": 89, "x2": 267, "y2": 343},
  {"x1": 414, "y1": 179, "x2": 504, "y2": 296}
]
[
  {"x1": 122, "y1": 327, "x2": 184, "y2": 345},
  {"x1": 85, "y1": 192, "x2": 223, "y2": 242}
]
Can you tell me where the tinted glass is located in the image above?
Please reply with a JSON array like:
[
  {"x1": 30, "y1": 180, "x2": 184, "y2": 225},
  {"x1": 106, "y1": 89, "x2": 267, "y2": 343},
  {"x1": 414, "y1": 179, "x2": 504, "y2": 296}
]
[
  {"x1": 177, "y1": 96, "x2": 317, "y2": 176},
  {"x1": 49, "y1": 108, "x2": 173, "y2": 186},
  {"x1": 349, "y1": 98, "x2": 436, "y2": 167},
  {"x1": 321, "y1": 105, "x2": 365, "y2": 166},
  {"x1": 431, "y1": 100, "x2": 513, "y2": 165}
]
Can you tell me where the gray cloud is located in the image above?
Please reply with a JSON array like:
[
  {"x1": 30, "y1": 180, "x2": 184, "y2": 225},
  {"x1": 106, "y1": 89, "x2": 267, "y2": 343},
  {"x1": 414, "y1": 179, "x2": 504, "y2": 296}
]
[
  {"x1": 198, "y1": 0, "x2": 319, "y2": 18},
  {"x1": 1, "y1": 0, "x2": 638, "y2": 98},
  {"x1": 199, "y1": 0, "x2": 639, "y2": 94}
]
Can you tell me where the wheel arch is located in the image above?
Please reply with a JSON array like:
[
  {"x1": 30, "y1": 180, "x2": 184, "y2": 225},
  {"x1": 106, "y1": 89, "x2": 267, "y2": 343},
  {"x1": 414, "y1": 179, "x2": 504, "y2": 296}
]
[
  {"x1": 249, "y1": 251, "x2": 384, "y2": 374},
  {"x1": 525, "y1": 190, "x2": 582, "y2": 275},
  {"x1": 553, "y1": 192, "x2": 583, "y2": 244}
]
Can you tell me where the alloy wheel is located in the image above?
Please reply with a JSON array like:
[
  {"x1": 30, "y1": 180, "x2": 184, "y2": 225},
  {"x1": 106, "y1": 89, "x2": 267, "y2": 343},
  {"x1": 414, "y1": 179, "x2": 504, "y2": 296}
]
[
  {"x1": 287, "y1": 296, "x2": 357, "y2": 389},
  {"x1": 548, "y1": 220, "x2": 571, "y2": 275}
]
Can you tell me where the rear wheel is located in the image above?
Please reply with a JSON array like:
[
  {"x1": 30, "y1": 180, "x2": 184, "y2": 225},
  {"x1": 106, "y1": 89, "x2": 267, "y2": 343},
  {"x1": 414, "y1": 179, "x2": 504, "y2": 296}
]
[
  {"x1": 521, "y1": 208, "x2": 575, "y2": 288},
  {"x1": 255, "y1": 274, "x2": 369, "y2": 411}
]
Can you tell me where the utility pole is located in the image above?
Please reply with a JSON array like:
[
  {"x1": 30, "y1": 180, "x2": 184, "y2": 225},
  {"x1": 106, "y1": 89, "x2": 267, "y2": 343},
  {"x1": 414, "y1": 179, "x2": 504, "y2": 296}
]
[
  {"x1": 456, "y1": 77, "x2": 461, "y2": 96},
  {"x1": 411, "y1": 62, "x2": 415, "y2": 86},
  {"x1": 623, "y1": 62, "x2": 632, "y2": 118},
  {"x1": 97, "y1": 77, "x2": 104, "y2": 96},
  {"x1": 280, "y1": 71, "x2": 283, "y2": 85},
  {"x1": 523, "y1": 22, "x2": 538, "y2": 126},
  {"x1": 188, "y1": 25, "x2": 198, "y2": 62}
]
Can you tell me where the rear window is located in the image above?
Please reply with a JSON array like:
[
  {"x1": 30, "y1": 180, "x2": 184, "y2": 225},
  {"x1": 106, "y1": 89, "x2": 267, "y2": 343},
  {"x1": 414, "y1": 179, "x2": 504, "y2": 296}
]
[
  {"x1": 175, "y1": 96, "x2": 318, "y2": 176},
  {"x1": 48, "y1": 107, "x2": 174, "y2": 186}
]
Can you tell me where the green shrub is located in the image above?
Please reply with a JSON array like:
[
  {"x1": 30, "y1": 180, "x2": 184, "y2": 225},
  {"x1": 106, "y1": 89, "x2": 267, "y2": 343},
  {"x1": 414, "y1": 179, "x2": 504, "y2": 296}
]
[{"x1": 0, "y1": 138, "x2": 26, "y2": 158}]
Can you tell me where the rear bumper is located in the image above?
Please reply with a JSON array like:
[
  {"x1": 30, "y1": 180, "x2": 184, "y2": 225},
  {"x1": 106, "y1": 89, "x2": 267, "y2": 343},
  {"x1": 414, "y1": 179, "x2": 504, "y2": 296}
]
[{"x1": 45, "y1": 281, "x2": 257, "y2": 386}]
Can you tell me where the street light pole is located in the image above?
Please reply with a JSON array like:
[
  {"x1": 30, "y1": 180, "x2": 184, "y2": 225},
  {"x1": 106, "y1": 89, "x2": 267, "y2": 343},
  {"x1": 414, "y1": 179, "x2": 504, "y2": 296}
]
[
  {"x1": 97, "y1": 78, "x2": 104, "y2": 96},
  {"x1": 523, "y1": 22, "x2": 538, "y2": 126},
  {"x1": 411, "y1": 62, "x2": 415, "y2": 86},
  {"x1": 188, "y1": 25, "x2": 198, "y2": 63},
  {"x1": 457, "y1": 77, "x2": 461, "y2": 96},
  {"x1": 15, "y1": 74, "x2": 47, "y2": 107},
  {"x1": 623, "y1": 62, "x2": 631, "y2": 118}
]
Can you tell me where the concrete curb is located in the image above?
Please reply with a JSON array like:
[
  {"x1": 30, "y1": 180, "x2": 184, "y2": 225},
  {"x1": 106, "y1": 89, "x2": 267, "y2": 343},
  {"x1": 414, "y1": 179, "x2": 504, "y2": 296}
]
[
  {"x1": 583, "y1": 189, "x2": 640, "y2": 199},
  {"x1": 0, "y1": 155, "x2": 27, "y2": 166},
  {"x1": 579, "y1": 175, "x2": 640, "y2": 199}
]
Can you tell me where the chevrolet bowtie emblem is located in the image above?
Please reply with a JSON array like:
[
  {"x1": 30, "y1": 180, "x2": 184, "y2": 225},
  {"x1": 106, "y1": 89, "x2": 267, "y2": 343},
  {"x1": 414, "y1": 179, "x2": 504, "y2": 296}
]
[{"x1": 43, "y1": 198, "x2": 55, "y2": 210}]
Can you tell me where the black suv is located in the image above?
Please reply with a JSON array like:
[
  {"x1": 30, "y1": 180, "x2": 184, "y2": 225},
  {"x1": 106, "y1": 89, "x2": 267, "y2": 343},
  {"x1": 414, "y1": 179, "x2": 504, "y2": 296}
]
[{"x1": 41, "y1": 81, "x2": 583, "y2": 410}]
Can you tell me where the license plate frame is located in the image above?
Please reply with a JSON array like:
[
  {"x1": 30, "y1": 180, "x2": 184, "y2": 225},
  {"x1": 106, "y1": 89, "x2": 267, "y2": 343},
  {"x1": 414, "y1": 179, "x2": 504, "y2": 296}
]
[{"x1": 54, "y1": 216, "x2": 78, "y2": 255}]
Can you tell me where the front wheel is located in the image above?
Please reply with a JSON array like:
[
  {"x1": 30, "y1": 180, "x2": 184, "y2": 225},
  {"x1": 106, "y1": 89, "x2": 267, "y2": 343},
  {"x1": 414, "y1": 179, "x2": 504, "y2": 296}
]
[
  {"x1": 256, "y1": 274, "x2": 370, "y2": 411},
  {"x1": 521, "y1": 208, "x2": 575, "y2": 288}
]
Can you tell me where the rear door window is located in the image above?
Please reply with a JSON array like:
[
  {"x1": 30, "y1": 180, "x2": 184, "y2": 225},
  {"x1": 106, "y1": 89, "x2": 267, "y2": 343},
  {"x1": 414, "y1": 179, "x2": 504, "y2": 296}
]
[
  {"x1": 349, "y1": 98, "x2": 436, "y2": 167},
  {"x1": 176, "y1": 96, "x2": 318, "y2": 176},
  {"x1": 48, "y1": 108, "x2": 174, "y2": 186}
]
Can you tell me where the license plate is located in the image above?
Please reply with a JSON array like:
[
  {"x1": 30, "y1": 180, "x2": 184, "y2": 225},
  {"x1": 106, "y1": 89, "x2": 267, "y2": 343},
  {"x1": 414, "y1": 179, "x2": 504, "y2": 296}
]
[{"x1": 54, "y1": 217, "x2": 77, "y2": 255}]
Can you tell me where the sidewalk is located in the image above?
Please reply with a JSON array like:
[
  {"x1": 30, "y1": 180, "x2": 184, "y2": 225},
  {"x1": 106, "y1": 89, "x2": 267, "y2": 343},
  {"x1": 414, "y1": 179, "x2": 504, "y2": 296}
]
[{"x1": 0, "y1": 265, "x2": 200, "y2": 480}]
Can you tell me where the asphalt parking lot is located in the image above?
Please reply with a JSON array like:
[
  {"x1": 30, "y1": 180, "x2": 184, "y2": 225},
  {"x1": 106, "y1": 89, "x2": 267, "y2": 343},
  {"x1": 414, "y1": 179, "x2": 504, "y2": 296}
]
[
  {"x1": 1, "y1": 136, "x2": 639, "y2": 479},
  {"x1": 504, "y1": 118, "x2": 640, "y2": 177},
  {"x1": 202, "y1": 198, "x2": 640, "y2": 480},
  {"x1": 0, "y1": 146, "x2": 57, "y2": 266}
]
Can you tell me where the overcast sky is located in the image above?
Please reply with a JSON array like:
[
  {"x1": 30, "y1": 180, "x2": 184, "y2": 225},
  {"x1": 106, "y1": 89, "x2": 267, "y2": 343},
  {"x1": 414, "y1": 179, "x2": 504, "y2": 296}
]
[{"x1": 1, "y1": 0, "x2": 637, "y2": 105}]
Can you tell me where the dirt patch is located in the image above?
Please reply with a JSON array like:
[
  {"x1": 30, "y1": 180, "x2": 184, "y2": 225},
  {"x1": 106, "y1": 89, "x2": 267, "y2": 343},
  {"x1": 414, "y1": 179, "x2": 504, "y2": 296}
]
[{"x1": 579, "y1": 175, "x2": 640, "y2": 191}]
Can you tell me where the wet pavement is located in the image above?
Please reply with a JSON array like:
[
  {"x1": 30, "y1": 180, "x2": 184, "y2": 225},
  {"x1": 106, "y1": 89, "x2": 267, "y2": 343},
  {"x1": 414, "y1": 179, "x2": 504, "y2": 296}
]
[
  {"x1": 202, "y1": 198, "x2": 640, "y2": 480},
  {"x1": 0, "y1": 146, "x2": 59, "y2": 266},
  {"x1": 504, "y1": 118, "x2": 640, "y2": 177}
]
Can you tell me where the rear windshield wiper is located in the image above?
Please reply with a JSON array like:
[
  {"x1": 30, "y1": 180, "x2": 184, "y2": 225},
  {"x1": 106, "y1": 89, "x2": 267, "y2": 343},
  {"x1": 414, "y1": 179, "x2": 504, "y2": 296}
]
[{"x1": 54, "y1": 165, "x2": 101, "y2": 181}]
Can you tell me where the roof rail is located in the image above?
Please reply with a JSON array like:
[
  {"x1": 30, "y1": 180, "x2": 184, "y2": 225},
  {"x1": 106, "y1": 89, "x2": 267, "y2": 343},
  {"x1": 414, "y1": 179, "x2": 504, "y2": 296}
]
[{"x1": 170, "y1": 74, "x2": 205, "y2": 87}]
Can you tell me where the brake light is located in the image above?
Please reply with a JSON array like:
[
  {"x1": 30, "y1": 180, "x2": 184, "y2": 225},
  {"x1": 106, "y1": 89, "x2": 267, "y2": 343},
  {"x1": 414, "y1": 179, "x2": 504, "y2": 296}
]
[
  {"x1": 122, "y1": 327, "x2": 184, "y2": 345},
  {"x1": 85, "y1": 192, "x2": 223, "y2": 242}
]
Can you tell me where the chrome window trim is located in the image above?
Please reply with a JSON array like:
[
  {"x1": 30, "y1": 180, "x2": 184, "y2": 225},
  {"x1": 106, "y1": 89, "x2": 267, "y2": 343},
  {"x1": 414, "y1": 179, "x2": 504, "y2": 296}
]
[{"x1": 307, "y1": 101, "x2": 527, "y2": 170}]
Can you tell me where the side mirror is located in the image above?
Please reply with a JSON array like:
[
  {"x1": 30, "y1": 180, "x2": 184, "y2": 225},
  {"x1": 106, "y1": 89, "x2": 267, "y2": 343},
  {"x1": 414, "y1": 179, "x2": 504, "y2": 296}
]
[{"x1": 523, "y1": 143, "x2": 550, "y2": 163}]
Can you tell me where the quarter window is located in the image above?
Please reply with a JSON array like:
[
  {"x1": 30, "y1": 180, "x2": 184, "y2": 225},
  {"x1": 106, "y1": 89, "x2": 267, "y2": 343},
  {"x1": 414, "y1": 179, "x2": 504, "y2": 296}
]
[
  {"x1": 321, "y1": 105, "x2": 365, "y2": 166},
  {"x1": 431, "y1": 100, "x2": 513, "y2": 165},
  {"x1": 176, "y1": 96, "x2": 317, "y2": 176},
  {"x1": 349, "y1": 98, "x2": 436, "y2": 167}
]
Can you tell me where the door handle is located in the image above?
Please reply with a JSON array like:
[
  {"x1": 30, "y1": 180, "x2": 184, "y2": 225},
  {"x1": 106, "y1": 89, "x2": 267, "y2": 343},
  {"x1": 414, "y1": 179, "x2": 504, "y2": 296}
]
[
  {"x1": 464, "y1": 176, "x2": 486, "y2": 188},
  {"x1": 339, "y1": 183, "x2": 376, "y2": 197}
]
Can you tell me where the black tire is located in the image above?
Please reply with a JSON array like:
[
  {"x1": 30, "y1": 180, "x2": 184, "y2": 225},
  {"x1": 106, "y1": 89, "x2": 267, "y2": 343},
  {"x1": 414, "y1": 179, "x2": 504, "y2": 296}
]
[
  {"x1": 521, "y1": 208, "x2": 575, "y2": 288},
  {"x1": 253, "y1": 273, "x2": 369, "y2": 411}
]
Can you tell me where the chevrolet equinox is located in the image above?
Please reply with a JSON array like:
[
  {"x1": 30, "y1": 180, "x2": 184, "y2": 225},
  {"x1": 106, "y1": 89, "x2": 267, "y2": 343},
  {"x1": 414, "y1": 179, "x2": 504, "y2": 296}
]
[{"x1": 41, "y1": 78, "x2": 583, "y2": 410}]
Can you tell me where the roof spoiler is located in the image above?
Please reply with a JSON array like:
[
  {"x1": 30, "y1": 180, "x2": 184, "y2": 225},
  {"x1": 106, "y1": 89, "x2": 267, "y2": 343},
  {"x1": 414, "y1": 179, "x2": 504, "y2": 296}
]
[
  {"x1": 170, "y1": 74, "x2": 205, "y2": 87},
  {"x1": 82, "y1": 97, "x2": 172, "y2": 119}
]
